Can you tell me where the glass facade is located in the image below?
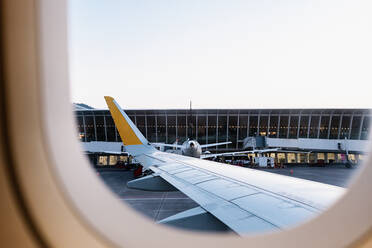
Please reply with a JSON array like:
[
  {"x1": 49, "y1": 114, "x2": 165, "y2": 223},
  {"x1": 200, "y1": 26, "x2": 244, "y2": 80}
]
[
  {"x1": 279, "y1": 116, "x2": 289, "y2": 138},
  {"x1": 136, "y1": 115, "x2": 146, "y2": 140},
  {"x1": 197, "y1": 115, "x2": 207, "y2": 144},
  {"x1": 309, "y1": 116, "x2": 320, "y2": 138},
  {"x1": 350, "y1": 116, "x2": 362, "y2": 140},
  {"x1": 269, "y1": 116, "x2": 278, "y2": 138},
  {"x1": 217, "y1": 115, "x2": 228, "y2": 143},
  {"x1": 105, "y1": 116, "x2": 116, "y2": 142},
  {"x1": 167, "y1": 115, "x2": 177, "y2": 144},
  {"x1": 259, "y1": 116, "x2": 268, "y2": 136},
  {"x1": 238, "y1": 115, "x2": 248, "y2": 141},
  {"x1": 147, "y1": 116, "x2": 156, "y2": 142},
  {"x1": 95, "y1": 116, "x2": 105, "y2": 141},
  {"x1": 249, "y1": 116, "x2": 258, "y2": 137},
  {"x1": 319, "y1": 116, "x2": 330, "y2": 139},
  {"x1": 207, "y1": 115, "x2": 217, "y2": 144},
  {"x1": 340, "y1": 116, "x2": 351, "y2": 139},
  {"x1": 299, "y1": 116, "x2": 309, "y2": 138},
  {"x1": 157, "y1": 115, "x2": 167, "y2": 143},
  {"x1": 329, "y1": 116, "x2": 340, "y2": 139},
  {"x1": 177, "y1": 115, "x2": 187, "y2": 142},
  {"x1": 361, "y1": 117, "x2": 370, "y2": 140},
  {"x1": 75, "y1": 109, "x2": 371, "y2": 150},
  {"x1": 228, "y1": 115, "x2": 238, "y2": 149},
  {"x1": 288, "y1": 116, "x2": 299, "y2": 139}
]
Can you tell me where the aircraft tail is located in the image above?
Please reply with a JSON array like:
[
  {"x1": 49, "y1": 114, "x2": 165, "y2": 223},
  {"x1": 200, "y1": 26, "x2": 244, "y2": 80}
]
[{"x1": 104, "y1": 96, "x2": 153, "y2": 154}]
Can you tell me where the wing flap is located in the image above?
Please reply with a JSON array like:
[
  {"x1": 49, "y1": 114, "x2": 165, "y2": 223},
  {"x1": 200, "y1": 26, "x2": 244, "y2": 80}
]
[
  {"x1": 197, "y1": 179, "x2": 258, "y2": 201},
  {"x1": 158, "y1": 207, "x2": 230, "y2": 232},
  {"x1": 232, "y1": 193, "x2": 315, "y2": 228},
  {"x1": 173, "y1": 170, "x2": 218, "y2": 184}
]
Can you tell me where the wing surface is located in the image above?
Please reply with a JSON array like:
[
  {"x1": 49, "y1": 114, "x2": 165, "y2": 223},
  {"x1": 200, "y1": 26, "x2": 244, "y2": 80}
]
[
  {"x1": 136, "y1": 151, "x2": 344, "y2": 235},
  {"x1": 151, "y1": 143, "x2": 184, "y2": 149},
  {"x1": 201, "y1": 148, "x2": 279, "y2": 159},
  {"x1": 200, "y1": 141, "x2": 232, "y2": 148}
]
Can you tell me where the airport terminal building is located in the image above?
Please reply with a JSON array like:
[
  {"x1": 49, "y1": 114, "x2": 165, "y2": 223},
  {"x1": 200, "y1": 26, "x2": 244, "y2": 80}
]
[{"x1": 74, "y1": 105, "x2": 370, "y2": 165}]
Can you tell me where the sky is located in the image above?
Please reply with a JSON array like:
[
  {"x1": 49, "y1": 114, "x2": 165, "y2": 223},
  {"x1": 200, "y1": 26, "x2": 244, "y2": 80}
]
[{"x1": 68, "y1": 0, "x2": 372, "y2": 109}]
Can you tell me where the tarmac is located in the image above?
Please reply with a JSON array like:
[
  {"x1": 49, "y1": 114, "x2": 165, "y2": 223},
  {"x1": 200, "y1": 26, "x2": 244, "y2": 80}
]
[
  {"x1": 96, "y1": 164, "x2": 359, "y2": 227},
  {"x1": 97, "y1": 170, "x2": 198, "y2": 222}
]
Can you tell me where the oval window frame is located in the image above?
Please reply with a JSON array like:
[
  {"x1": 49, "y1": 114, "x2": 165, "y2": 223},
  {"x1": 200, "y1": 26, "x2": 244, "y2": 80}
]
[{"x1": 2, "y1": 0, "x2": 372, "y2": 247}]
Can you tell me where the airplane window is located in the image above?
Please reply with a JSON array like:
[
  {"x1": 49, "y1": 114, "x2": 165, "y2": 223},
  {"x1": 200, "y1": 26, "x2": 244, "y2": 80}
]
[{"x1": 68, "y1": 0, "x2": 372, "y2": 237}]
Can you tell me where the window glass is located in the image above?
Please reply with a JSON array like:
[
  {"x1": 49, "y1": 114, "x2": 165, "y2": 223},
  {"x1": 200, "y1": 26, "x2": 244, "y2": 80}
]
[
  {"x1": 249, "y1": 116, "x2": 258, "y2": 137},
  {"x1": 287, "y1": 153, "x2": 296, "y2": 163},
  {"x1": 218, "y1": 115, "x2": 228, "y2": 143},
  {"x1": 197, "y1": 115, "x2": 207, "y2": 144},
  {"x1": 157, "y1": 115, "x2": 166, "y2": 143},
  {"x1": 299, "y1": 116, "x2": 309, "y2": 138},
  {"x1": 238, "y1": 115, "x2": 248, "y2": 140},
  {"x1": 105, "y1": 115, "x2": 116, "y2": 141},
  {"x1": 75, "y1": 116, "x2": 85, "y2": 141},
  {"x1": 329, "y1": 116, "x2": 340, "y2": 139},
  {"x1": 279, "y1": 116, "x2": 289, "y2": 138},
  {"x1": 269, "y1": 116, "x2": 278, "y2": 138},
  {"x1": 350, "y1": 116, "x2": 362, "y2": 140},
  {"x1": 84, "y1": 116, "x2": 95, "y2": 141},
  {"x1": 309, "y1": 116, "x2": 320, "y2": 138},
  {"x1": 167, "y1": 115, "x2": 177, "y2": 143},
  {"x1": 95, "y1": 116, "x2": 106, "y2": 141},
  {"x1": 147, "y1": 116, "x2": 157, "y2": 142},
  {"x1": 207, "y1": 115, "x2": 217, "y2": 145},
  {"x1": 228, "y1": 115, "x2": 238, "y2": 149},
  {"x1": 259, "y1": 116, "x2": 268, "y2": 136},
  {"x1": 189, "y1": 115, "x2": 197, "y2": 140},
  {"x1": 289, "y1": 116, "x2": 299, "y2": 139},
  {"x1": 97, "y1": 156, "x2": 108, "y2": 166},
  {"x1": 340, "y1": 116, "x2": 351, "y2": 139},
  {"x1": 136, "y1": 116, "x2": 146, "y2": 139},
  {"x1": 319, "y1": 116, "x2": 330, "y2": 139},
  {"x1": 177, "y1": 115, "x2": 187, "y2": 142},
  {"x1": 361, "y1": 116, "x2": 371, "y2": 140}
]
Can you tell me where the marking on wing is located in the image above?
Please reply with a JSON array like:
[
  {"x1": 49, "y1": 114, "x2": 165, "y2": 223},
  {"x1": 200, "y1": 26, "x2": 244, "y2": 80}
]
[
  {"x1": 197, "y1": 179, "x2": 258, "y2": 201},
  {"x1": 173, "y1": 170, "x2": 218, "y2": 184},
  {"x1": 232, "y1": 193, "x2": 315, "y2": 228}
]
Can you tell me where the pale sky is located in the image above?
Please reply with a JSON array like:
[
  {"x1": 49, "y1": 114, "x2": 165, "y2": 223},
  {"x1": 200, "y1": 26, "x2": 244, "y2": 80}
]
[{"x1": 69, "y1": 0, "x2": 372, "y2": 109}]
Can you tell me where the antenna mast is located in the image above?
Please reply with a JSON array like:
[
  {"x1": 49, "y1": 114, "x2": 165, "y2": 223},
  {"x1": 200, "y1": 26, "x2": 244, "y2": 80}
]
[{"x1": 189, "y1": 100, "x2": 193, "y2": 139}]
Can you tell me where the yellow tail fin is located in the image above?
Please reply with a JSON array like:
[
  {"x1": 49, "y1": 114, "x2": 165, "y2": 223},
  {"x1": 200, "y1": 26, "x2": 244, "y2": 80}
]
[{"x1": 104, "y1": 96, "x2": 144, "y2": 146}]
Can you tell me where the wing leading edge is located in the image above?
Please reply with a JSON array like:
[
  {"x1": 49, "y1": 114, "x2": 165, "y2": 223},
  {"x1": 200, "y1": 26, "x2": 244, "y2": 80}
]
[{"x1": 104, "y1": 96, "x2": 345, "y2": 235}]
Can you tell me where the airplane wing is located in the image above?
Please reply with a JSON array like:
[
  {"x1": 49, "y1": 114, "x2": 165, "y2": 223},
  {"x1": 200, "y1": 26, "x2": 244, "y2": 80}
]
[
  {"x1": 200, "y1": 141, "x2": 232, "y2": 148},
  {"x1": 104, "y1": 96, "x2": 345, "y2": 235},
  {"x1": 151, "y1": 143, "x2": 184, "y2": 149},
  {"x1": 89, "y1": 151, "x2": 126, "y2": 155},
  {"x1": 201, "y1": 148, "x2": 280, "y2": 159},
  {"x1": 201, "y1": 149, "x2": 314, "y2": 159}
]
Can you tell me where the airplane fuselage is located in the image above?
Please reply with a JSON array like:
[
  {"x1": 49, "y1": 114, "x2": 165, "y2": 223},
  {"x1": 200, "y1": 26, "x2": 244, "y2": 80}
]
[{"x1": 181, "y1": 140, "x2": 202, "y2": 158}]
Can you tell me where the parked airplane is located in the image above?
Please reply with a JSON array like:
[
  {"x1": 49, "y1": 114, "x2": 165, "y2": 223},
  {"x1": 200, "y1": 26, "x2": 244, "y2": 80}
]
[
  {"x1": 104, "y1": 96, "x2": 345, "y2": 235},
  {"x1": 152, "y1": 139, "x2": 232, "y2": 158}
]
